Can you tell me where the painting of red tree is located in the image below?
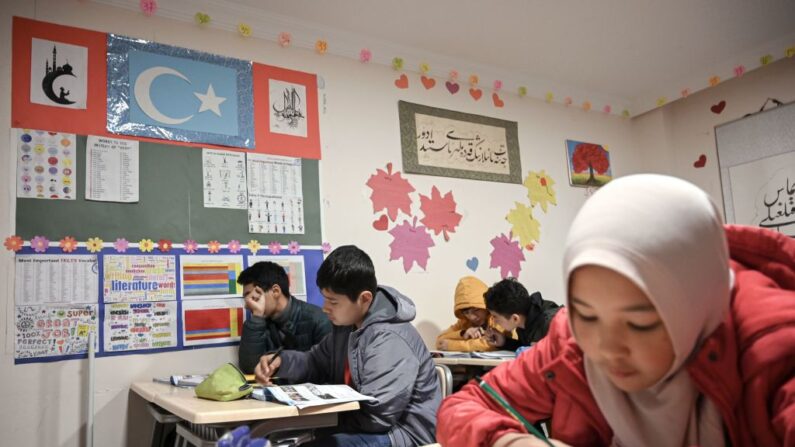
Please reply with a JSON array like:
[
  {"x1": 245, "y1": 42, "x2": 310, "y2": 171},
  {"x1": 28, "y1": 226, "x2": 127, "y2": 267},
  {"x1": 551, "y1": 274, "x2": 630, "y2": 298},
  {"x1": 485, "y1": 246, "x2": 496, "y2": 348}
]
[{"x1": 566, "y1": 140, "x2": 613, "y2": 187}]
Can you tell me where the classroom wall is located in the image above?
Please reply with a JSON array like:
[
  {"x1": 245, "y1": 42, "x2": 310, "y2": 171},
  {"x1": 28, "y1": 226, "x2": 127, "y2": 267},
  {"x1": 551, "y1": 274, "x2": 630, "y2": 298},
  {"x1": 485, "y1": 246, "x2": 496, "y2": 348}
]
[
  {"x1": 16, "y1": 1, "x2": 795, "y2": 446},
  {"x1": 631, "y1": 56, "x2": 795, "y2": 212}
]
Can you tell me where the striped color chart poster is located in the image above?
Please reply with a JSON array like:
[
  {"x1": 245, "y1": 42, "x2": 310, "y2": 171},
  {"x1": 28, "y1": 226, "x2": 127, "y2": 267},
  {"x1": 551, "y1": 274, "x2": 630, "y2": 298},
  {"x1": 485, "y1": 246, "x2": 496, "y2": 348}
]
[
  {"x1": 179, "y1": 255, "x2": 244, "y2": 299},
  {"x1": 182, "y1": 298, "x2": 245, "y2": 346}
]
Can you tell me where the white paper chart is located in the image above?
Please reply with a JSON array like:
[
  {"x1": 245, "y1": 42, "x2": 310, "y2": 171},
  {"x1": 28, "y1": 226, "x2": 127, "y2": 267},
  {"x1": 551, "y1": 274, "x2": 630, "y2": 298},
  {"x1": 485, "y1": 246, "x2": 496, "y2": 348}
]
[
  {"x1": 103, "y1": 301, "x2": 178, "y2": 352},
  {"x1": 16, "y1": 128, "x2": 77, "y2": 200},
  {"x1": 246, "y1": 153, "x2": 305, "y2": 234},
  {"x1": 202, "y1": 149, "x2": 247, "y2": 209},
  {"x1": 85, "y1": 135, "x2": 139, "y2": 202},
  {"x1": 15, "y1": 255, "x2": 99, "y2": 305}
]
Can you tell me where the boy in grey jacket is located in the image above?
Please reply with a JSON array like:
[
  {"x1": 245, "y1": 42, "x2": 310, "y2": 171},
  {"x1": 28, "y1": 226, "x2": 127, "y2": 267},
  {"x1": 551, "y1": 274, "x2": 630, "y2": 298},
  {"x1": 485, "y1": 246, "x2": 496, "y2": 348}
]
[{"x1": 255, "y1": 245, "x2": 440, "y2": 447}]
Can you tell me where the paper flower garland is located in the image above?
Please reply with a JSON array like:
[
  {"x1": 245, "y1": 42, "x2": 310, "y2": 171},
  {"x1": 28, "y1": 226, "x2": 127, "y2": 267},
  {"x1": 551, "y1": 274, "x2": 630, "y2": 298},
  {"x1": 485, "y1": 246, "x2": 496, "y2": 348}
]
[
  {"x1": 194, "y1": 12, "x2": 210, "y2": 25},
  {"x1": 278, "y1": 32, "x2": 291, "y2": 48},
  {"x1": 602, "y1": 105, "x2": 612, "y2": 114},
  {"x1": 392, "y1": 57, "x2": 404, "y2": 71},
  {"x1": 622, "y1": 109, "x2": 631, "y2": 118},
  {"x1": 359, "y1": 48, "x2": 372, "y2": 63},
  {"x1": 681, "y1": 88, "x2": 690, "y2": 98},
  {"x1": 321, "y1": 242, "x2": 332, "y2": 254},
  {"x1": 31, "y1": 236, "x2": 49, "y2": 253},
  {"x1": 468, "y1": 74, "x2": 479, "y2": 86},
  {"x1": 733, "y1": 65, "x2": 746, "y2": 77},
  {"x1": 247, "y1": 240, "x2": 261, "y2": 255},
  {"x1": 709, "y1": 76, "x2": 720, "y2": 87},
  {"x1": 86, "y1": 237, "x2": 103, "y2": 253},
  {"x1": 288, "y1": 241, "x2": 301, "y2": 254},
  {"x1": 207, "y1": 240, "x2": 221, "y2": 254},
  {"x1": 656, "y1": 97, "x2": 667, "y2": 107},
  {"x1": 60, "y1": 236, "x2": 77, "y2": 253},
  {"x1": 228, "y1": 240, "x2": 241, "y2": 253},
  {"x1": 183, "y1": 239, "x2": 198, "y2": 254},
  {"x1": 268, "y1": 241, "x2": 282, "y2": 254},
  {"x1": 139, "y1": 239, "x2": 155, "y2": 253},
  {"x1": 140, "y1": 0, "x2": 157, "y2": 17},
  {"x1": 518, "y1": 86, "x2": 527, "y2": 97},
  {"x1": 4, "y1": 235, "x2": 23, "y2": 252},
  {"x1": 114, "y1": 238, "x2": 129, "y2": 253},
  {"x1": 582, "y1": 101, "x2": 592, "y2": 111},
  {"x1": 419, "y1": 62, "x2": 430, "y2": 74},
  {"x1": 760, "y1": 54, "x2": 773, "y2": 65},
  {"x1": 448, "y1": 70, "x2": 459, "y2": 81},
  {"x1": 545, "y1": 92, "x2": 554, "y2": 103},
  {"x1": 157, "y1": 239, "x2": 172, "y2": 252},
  {"x1": 564, "y1": 97, "x2": 572, "y2": 106},
  {"x1": 315, "y1": 39, "x2": 328, "y2": 55},
  {"x1": 493, "y1": 80, "x2": 503, "y2": 92},
  {"x1": 238, "y1": 23, "x2": 252, "y2": 37}
]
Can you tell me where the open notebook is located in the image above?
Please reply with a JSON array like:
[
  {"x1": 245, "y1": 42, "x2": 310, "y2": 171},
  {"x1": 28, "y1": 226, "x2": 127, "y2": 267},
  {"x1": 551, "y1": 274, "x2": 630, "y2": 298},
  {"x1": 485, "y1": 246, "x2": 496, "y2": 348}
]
[
  {"x1": 252, "y1": 383, "x2": 377, "y2": 410},
  {"x1": 430, "y1": 350, "x2": 517, "y2": 359}
]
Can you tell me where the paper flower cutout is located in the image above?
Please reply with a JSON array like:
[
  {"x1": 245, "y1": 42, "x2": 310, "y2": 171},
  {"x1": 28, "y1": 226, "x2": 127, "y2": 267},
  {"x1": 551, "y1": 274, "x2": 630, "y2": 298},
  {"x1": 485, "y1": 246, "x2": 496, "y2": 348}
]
[
  {"x1": 506, "y1": 202, "x2": 541, "y2": 248},
  {"x1": 278, "y1": 32, "x2": 291, "y2": 48},
  {"x1": 489, "y1": 233, "x2": 525, "y2": 279},
  {"x1": 114, "y1": 238, "x2": 129, "y2": 253},
  {"x1": 5, "y1": 235, "x2": 23, "y2": 252},
  {"x1": 288, "y1": 241, "x2": 301, "y2": 254},
  {"x1": 359, "y1": 48, "x2": 372, "y2": 63},
  {"x1": 545, "y1": 92, "x2": 554, "y2": 103},
  {"x1": 681, "y1": 88, "x2": 690, "y2": 98},
  {"x1": 582, "y1": 101, "x2": 592, "y2": 111},
  {"x1": 157, "y1": 239, "x2": 172, "y2": 253},
  {"x1": 194, "y1": 12, "x2": 210, "y2": 25},
  {"x1": 656, "y1": 97, "x2": 667, "y2": 107},
  {"x1": 760, "y1": 54, "x2": 773, "y2": 65},
  {"x1": 139, "y1": 239, "x2": 154, "y2": 253},
  {"x1": 787, "y1": 46, "x2": 795, "y2": 58},
  {"x1": 315, "y1": 39, "x2": 328, "y2": 54},
  {"x1": 86, "y1": 237, "x2": 103, "y2": 253},
  {"x1": 468, "y1": 74, "x2": 479, "y2": 86},
  {"x1": 268, "y1": 241, "x2": 282, "y2": 255},
  {"x1": 518, "y1": 86, "x2": 528, "y2": 97},
  {"x1": 31, "y1": 236, "x2": 49, "y2": 253},
  {"x1": 709, "y1": 76, "x2": 720, "y2": 87},
  {"x1": 321, "y1": 242, "x2": 332, "y2": 254},
  {"x1": 388, "y1": 217, "x2": 435, "y2": 273},
  {"x1": 602, "y1": 105, "x2": 612, "y2": 114},
  {"x1": 621, "y1": 109, "x2": 631, "y2": 118},
  {"x1": 732, "y1": 65, "x2": 746, "y2": 77},
  {"x1": 140, "y1": 0, "x2": 157, "y2": 17},
  {"x1": 247, "y1": 240, "x2": 261, "y2": 255},
  {"x1": 493, "y1": 80, "x2": 503, "y2": 92},
  {"x1": 366, "y1": 162, "x2": 415, "y2": 221},
  {"x1": 228, "y1": 240, "x2": 241, "y2": 253},
  {"x1": 448, "y1": 70, "x2": 459, "y2": 81},
  {"x1": 182, "y1": 239, "x2": 197, "y2": 254},
  {"x1": 392, "y1": 57, "x2": 404, "y2": 71},
  {"x1": 420, "y1": 62, "x2": 430, "y2": 74},
  {"x1": 60, "y1": 236, "x2": 78, "y2": 253},
  {"x1": 238, "y1": 23, "x2": 252, "y2": 37},
  {"x1": 207, "y1": 240, "x2": 221, "y2": 254},
  {"x1": 419, "y1": 186, "x2": 462, "y2": 242},
  {"x1": 524, "y1": 170, "x2": 557, "y2": 213},
  {"x1": 564, "y1": 97, "x2": 572, "y2": 106}
]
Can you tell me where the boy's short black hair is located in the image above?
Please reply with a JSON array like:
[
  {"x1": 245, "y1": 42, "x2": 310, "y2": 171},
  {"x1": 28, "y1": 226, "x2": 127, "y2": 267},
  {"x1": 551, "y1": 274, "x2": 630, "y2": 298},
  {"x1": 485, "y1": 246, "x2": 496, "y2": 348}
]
[
  {"x1": 237, "y1": 261, "x2": 290, "y2": 297},
  {"x1": 484, "y1": 278, "x2": 540, "y2": 317},
  {"x1": 316, "y1": 245, "x2": 377, "y2": 302}
]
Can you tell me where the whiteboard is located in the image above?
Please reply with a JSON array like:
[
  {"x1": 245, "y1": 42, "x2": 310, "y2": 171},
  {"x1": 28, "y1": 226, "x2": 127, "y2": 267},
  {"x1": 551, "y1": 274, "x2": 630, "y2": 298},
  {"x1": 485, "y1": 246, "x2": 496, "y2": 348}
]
[{"x1": 715, "y1": 101, "x2": 795, "y2": 236}]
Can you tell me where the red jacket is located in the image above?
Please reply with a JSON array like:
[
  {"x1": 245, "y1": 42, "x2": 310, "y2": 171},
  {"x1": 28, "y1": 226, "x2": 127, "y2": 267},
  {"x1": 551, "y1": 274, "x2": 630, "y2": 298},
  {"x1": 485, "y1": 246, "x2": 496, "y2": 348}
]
[{"x1": 437, "y1": 225, "x2": 795, "y2": 446}]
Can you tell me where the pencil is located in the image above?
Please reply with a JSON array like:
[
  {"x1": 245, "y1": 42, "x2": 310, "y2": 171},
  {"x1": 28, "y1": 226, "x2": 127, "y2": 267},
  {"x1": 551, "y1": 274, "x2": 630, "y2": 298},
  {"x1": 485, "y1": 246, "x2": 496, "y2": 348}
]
[{"x1": 474, "y1": 375, "x2": 553, "y2": 447}]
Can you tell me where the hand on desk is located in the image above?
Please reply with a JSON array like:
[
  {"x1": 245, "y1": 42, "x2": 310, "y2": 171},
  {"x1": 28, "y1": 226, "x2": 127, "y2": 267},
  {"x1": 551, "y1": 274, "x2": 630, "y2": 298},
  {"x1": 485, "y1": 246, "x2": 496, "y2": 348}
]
[
  {"x1": 254, "y1": 353, "x2": 282, "y2": 385},
  {"x1": 484, "y1": 328, "x2": 506, "y2": 348},
  {"x1": 463, "y1": 327, "x2": 485, "y2": 340},
  {"x1": 436, "y1": 339, "x2": 449, "y2": 350}
]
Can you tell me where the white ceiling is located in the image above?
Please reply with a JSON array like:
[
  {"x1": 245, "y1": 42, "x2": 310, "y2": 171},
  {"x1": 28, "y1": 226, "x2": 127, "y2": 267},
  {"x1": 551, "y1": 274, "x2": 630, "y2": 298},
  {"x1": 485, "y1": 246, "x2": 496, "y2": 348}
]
[{"x1": 97, "y1": 0, "x2": 795, "y2": 114}]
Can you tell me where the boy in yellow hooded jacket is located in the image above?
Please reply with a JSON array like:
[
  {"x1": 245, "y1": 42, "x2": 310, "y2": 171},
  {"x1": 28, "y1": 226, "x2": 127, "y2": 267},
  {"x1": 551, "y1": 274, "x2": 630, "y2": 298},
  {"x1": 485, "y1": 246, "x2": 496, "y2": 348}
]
[{"x1": 435, "y1": 276, "x2": 513, "y2": 351}]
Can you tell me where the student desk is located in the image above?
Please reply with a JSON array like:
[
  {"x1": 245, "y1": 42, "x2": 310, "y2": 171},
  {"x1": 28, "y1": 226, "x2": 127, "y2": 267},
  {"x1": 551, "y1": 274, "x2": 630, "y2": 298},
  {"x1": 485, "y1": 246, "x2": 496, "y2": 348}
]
[
  {"x1": 432, "y1": 356, "x2": 512, "y2": 367},
  {"x1": 131, "y1": 381, "x2": 359, "y2": 446}
]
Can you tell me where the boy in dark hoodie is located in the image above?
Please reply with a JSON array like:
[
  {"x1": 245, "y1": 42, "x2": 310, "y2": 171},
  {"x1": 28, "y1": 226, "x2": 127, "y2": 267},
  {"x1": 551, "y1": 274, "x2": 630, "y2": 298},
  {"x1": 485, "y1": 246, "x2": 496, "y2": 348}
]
[
  {"x1": 255, "y1": 245, "x2": 440, "y2": 447},
  {"x1": 483, "y1": 278, "x2": 562, "y2": 350}
]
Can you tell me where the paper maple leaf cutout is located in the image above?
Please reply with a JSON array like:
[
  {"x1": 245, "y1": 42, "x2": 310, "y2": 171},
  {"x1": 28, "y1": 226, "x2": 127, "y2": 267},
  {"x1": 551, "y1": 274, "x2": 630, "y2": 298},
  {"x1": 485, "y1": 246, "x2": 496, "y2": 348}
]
[
  {"x1": 524, "y1": 170, "x2": 557, "y2": 213},
  {"x1": 489, "y1": 233, "x2": 525, "y2": 278},
  {"x1": 419, "y1": 186, "x2": 462, "y2": 241},
  {"x1": 388, "y1": 217, "x2": 435, "y2": 272},
  {"x1": 366, "y1": 163, "x2": 415, "y2": 221},
  {"x1": 505, "y1": 202, "x2": 540, "y2": 248}
]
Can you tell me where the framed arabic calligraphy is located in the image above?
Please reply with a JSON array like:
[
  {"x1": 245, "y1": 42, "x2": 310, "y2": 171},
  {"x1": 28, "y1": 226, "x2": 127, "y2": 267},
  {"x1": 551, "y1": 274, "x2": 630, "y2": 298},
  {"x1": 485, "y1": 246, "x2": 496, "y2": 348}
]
[
  {"x1": 398, "y1": 101, "x2": 522, "y2": 183},
  {"x1": 715, "y1": 100, "x2": 795, "y2": 236}
]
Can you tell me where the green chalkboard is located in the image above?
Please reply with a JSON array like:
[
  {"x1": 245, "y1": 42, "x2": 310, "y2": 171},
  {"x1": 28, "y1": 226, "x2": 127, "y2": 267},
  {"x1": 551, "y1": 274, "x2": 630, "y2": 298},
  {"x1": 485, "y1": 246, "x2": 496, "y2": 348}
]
[{"x1": 16, "y1": 136, "x2": 322, "y2": 244}]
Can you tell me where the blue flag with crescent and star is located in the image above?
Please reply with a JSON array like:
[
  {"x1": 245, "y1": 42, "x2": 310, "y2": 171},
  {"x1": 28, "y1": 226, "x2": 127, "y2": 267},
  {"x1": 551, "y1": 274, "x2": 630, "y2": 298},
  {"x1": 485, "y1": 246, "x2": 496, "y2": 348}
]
[{"x1": 106, "y1": 34, "x2": 255, "y2": 149}]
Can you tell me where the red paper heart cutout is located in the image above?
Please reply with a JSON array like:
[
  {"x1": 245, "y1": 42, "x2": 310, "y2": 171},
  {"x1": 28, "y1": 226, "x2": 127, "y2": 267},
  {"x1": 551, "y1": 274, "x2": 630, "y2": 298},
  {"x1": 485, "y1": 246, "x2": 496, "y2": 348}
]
[
  {"x1": 421, "y1": 76, "x2": 436, "y2": 89},
  {"x1": 394, "y1": 74, "x2": 409, "y2": 89},
  {"x1": 372, "y1": 215, "x2": 389, "y2": 231},
  {"x1": 469, "y1": 88, "x2": 483, "y2": 101},
  {"x1": 693, "y1": 154, "x2": 707, "y2": 168},
  {"x1": 710, "y1": 101, "x2": 726, "y2": 114},
  {"x1": 492, "y1": 93, "x2": 504, "y2": 108},
  {"x1": 445, "y1": 81, "x2": 460, "y2": 94}
]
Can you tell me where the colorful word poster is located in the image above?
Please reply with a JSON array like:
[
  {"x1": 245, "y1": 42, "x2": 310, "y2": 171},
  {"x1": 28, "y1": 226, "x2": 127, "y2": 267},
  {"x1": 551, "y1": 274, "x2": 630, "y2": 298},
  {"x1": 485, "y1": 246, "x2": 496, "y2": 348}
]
[
  {"x1": 247, "y1": 153, "x2": 305, "y2": 234},
  {"x1": 202, "y1": 149, "x2": 247, "y2": 209},
  {"x1": 16, "y1": 128, "x2": 77, "y2": 200},
  {"x1": 179, "y1": 255, "x2": 244, "y2": 299},
  {"x1": 15, "y1": 255, "x2": 99, "y2": 305},
  {"x1": 248, "y1": 255, "x2": 307, "y2": 300},
  {"x1": 85, "y1": 135, "x2": 139, "y2": 203},
  {"x1": 15, "y1": 305, "x2": 97, "y2": 359},
  {"x1": 103, "y1": 255, "x2": 177, "y2": 302},
  {"x1": 104, "y1": 301, "x2": 177, "y2": 352},
  {"x1": 182, "y1": 298, "x2": 245, "y2": 346}
]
